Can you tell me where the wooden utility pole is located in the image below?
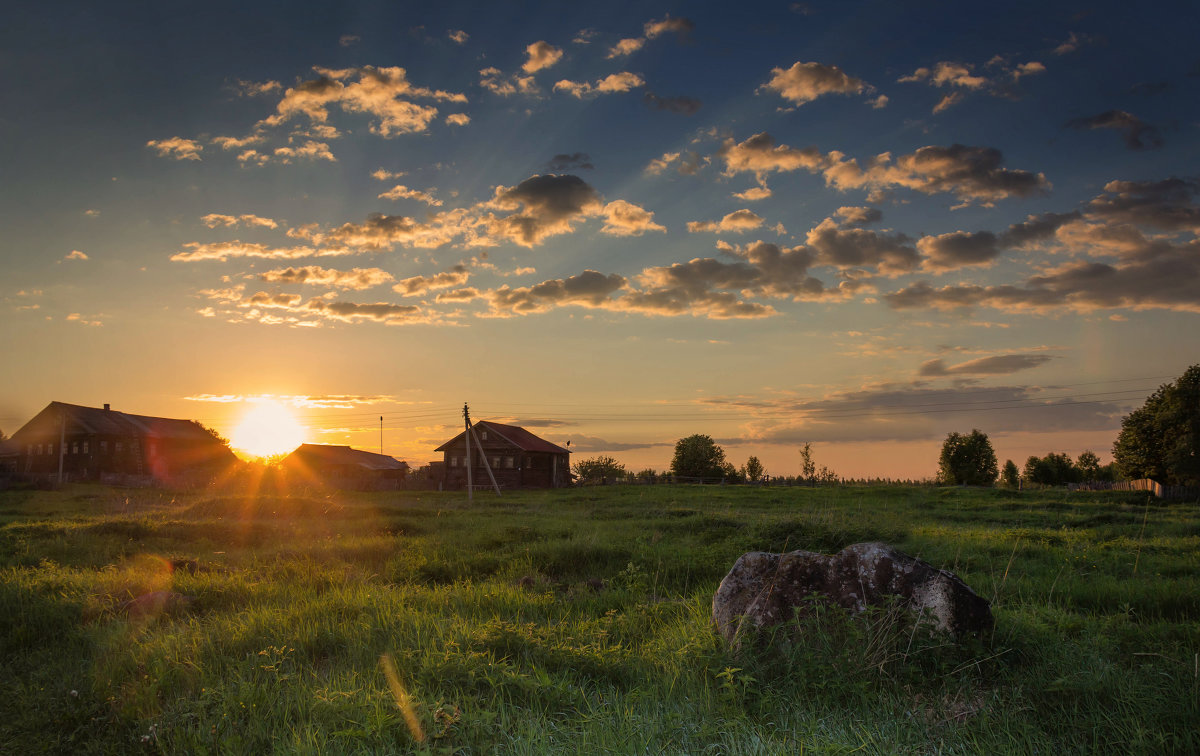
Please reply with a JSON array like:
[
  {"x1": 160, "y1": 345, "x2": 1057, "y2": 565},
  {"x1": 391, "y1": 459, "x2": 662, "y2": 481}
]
[
  {"x1": 463, "y1": 402, "x2": 501, "y2": 500},
  {"x1": 380, "y1": 416, "x2": 383, "y2": 455}
]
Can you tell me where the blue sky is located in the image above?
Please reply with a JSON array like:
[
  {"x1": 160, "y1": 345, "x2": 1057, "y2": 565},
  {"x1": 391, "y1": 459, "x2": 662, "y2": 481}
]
[{"x1": 2, "y1": 0, "x2": 1198, "y2": 476}]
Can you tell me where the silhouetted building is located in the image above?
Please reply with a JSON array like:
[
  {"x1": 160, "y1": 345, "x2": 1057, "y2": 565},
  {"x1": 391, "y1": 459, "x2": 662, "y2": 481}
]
[
  {"x1": 435, "y1": 421, "x2": 570, "y2": 490},
  {"x1": 280, "y1": 443, "x2": 409, "y2": 490},
  {"x1": 9, "y1": 401, "x2": 236, "y2": 485}
]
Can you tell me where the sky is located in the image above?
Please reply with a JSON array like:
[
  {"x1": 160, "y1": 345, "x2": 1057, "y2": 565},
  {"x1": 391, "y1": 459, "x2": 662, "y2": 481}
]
[{"x1": 2, "y1": 0, "x2": 1199, "y2": 478}]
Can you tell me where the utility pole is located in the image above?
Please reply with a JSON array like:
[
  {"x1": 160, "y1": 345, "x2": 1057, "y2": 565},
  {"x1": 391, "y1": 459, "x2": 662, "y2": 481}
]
[
  {"x1": 380, "y1": 416, "x2": 383, "y2": 456},
  {"x1": 463, "y1": 402, "x2": 501, "y2": 501}
]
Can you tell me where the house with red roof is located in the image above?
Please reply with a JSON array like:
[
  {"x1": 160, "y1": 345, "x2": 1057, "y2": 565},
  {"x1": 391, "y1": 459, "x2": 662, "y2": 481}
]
[{"x1": 434, "y1": 420, "x2": 570, "y2": 490}]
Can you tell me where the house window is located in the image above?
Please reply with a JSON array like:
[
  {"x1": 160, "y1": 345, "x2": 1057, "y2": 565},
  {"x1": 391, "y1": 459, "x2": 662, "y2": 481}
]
[
  {"x1": 493, "y1": 457, "x2": 501, "y2": 468},
  {"x1": 83, "y1": 442, "x2": 89, "y2": 454},
  {"x1": 72, "y1": 443, "x2": 79, "y2": 455},
  {"x1": 37, "y1": 444, "x2": 43, "y2": 455},
  {"x1": 481, "y1": 431, "x2": 488, "y2": 440},
  {"x1": 101, "y1": 441, "x2": 107, "y2": 453},
  {"x1": 450, "y1": 456, "x2": 457, "y2": 467},
  {"x1": 505, "y1": 457, "x2": 514, "y2": 468}
]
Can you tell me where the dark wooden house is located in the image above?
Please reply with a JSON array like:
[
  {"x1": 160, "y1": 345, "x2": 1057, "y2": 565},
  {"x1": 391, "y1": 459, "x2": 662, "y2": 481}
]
[
  {"x1": 280, "y1": 444, "x2": 409, "y2": 490},
  {"x1": 9, "y1": 401, "x2": 236, "y2": 485},
  {"x1": 435, "y1": 421, "x2": 570, "y2": 490}
]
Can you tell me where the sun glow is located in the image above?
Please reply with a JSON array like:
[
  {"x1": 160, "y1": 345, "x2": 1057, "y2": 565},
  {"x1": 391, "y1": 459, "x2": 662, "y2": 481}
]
[{"x1": 230, "y1": 400, "x2": 306, "y2": 458}]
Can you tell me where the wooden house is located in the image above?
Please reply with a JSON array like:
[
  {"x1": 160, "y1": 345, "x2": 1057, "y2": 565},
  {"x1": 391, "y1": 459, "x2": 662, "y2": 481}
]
[
  {"x1": 435, "y1": 421, "x2": 570, "y2": 490},
  {"x1": 8, "y1": 401, "x2": 236, "y2": 485},
  {"x1": 280, "y1": 443, "x2": 409, "y2": 490}
]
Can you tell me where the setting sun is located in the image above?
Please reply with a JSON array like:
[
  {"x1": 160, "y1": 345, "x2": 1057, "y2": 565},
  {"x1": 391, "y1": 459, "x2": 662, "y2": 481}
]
[{"x1": 230, "y1": 401, "x2": 306, "y2": 459}]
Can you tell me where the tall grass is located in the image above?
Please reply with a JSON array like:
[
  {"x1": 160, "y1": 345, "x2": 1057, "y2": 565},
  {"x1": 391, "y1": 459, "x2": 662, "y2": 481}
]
[{"x1": 0, "y1": 484, "x2": 1196, "y2": 753}]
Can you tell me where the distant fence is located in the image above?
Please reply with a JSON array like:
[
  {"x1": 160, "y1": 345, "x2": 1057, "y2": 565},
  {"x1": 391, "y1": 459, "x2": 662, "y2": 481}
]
[{"x1": 1069, "y1": 478, "x2": 1200, "y2": 501}]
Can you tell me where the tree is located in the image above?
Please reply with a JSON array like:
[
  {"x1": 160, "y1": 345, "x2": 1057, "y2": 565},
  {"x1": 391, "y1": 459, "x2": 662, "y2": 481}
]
[
  {"x1": 671, "y1": 434, "x2": 729, "y2": 481},
  {"x1": 1076, "y1": 450, "x2": 1101, "y2": 481},
  {"x1": 799, "y1": 443, "x2": 816, "y2": 484},
  {"x1": 572, "y1": 455, "x2": 626, "y2": 485},
  {"x1": 1113, "y1": 365, "x2": 1200, "y2": 486},
  {"x1": 742, "y1": 456, "x2": 765, "y2": 482},
  {"x1": 1023, "y1": 453, "x2": 1079, "y2": 486},
  {"x1": 1001, "y1": 459, "x2": 1020, "y2": 488},
  {"x1": 937, "y1": 430, "x2": 998, "y2": 486}
]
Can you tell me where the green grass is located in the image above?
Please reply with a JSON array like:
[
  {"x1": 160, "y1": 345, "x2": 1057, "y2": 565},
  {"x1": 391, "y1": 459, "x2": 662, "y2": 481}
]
[{"x1": 1, "y1": 483, "x2": 1197, "y2": 753}]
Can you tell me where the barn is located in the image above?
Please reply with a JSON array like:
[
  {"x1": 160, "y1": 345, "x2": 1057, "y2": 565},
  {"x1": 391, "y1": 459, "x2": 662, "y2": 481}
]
[
  {"x1": 435, "y1": 421, "x2": 570, "y2": 490},
  {"x1": 280, "y1": 444, "x2": 409, "y2": 490},
  {"x1": 8, "y1": 401, "x2": 236, "y2": 485}
]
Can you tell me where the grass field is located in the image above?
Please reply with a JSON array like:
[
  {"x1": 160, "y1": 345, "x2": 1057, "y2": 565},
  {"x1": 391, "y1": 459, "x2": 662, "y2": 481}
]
[{"x1": 1, "y1": 483, "x2": 1197, "y2": 754}]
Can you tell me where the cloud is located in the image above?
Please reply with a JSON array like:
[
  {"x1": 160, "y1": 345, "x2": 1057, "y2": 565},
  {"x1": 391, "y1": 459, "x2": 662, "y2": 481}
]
[
  {"x1": 483, "y1": 174, "x2": 604, "y2": 246},
  {"x1": 1084, "y1": 178, "x2": 1200, "y2": 231},
  {"x1": 84, "y1": 209, "x2": 100, "y2": 217},
  {"x1": 484, "y1": 270, "x2": 627, "y2": 316},
  {"x1": 1066, "y1": 110, "x2": 1163, "y2": 150},
  {"x1": 262, "y1": 66, "x2": 465, "y2": 137},
  {"x1": 322, "y1": 212, "x2": 463, "y2": 251},
  {"x1": 565, "y1": 435, "x2": 671, "y2": 452},
  {"x1": 211, "y1": 134, "x2": 266, "y2": 150},
  {"x1": 643, "y1": 92, "x2": 702, "y2": 115},
  {"x1": 805, "y1": 218, "x2": 918, "y2": 274},
  {"x1": 645, "y1": 150, "x2": 704, "y2": 176},
  {"x1": 372, "y1": 168, "x2": 405, "y2": 181},
  {"x1": 643, "y1": 15, "x2": 694, "y2": 39},
  {"x1": 339, "y1": 34, "x2": 360, "y2": 47},
  {"x1": 445, "y1": 113, "x2": 470, "y2": 126},
  {"x1": 918, "y1": 354, "x2": 1055, "y2": 377},
  {"x1": 202, "y1": 213, "x2": 278, "y2": 229},
  {"x1": 547, "y1": 152, "x2": 594, "y2": 171},
  {"x1": 258, "y1": 265, "x2": 394, "y2": 290},
  {"x1": 230, "y1": 79, "x2": 281, "y2": 97},
  {"x1": 64, "y1": 250, "x2": 88, "y2": 261},
  {"x1": 393, "y1": 264, "x2": 470, "y2": 296},
  {"x1": 65, "y1": 313, "x2": 102, "y2": 326},
  {"x1": 479, "y1": 66, "x2": 538, "y2": 97},
  {"x1": 606, "y1": 38, "x2": 645, "y2": 58},
  {"x1": 599, "y1": 200, "x2": 666, "y2": 237},
  {"x1": 918, "y1": 230, "x2": 1002, "y2": 271},
  {"x1": 448, "y1": 30, "x2": 468, "y2": 44},
  {"x1": 898, "y1": 58, "x2": 1045, "y2": 112},
  {"x1": 834, "y1": 206, "x2": 882, "y2": 227},
  {"x1": 554, "y1": 72, "x2": 644, "y2": 98},
  {"x1": 1054, "y1": 31, "x2": 1095, "y2": 55},
  {"x1": 733, "y1": 185, "x2": 772, "y2": 201},
  {"x1": 704, "y1": 383, "x2": 1123, "y2": 444},
  {"x1": 273, "y1": 140, "x2": 336, "y2": 163},
  {"x1": 170, "y1": 241, "x2": 337, "y2": 262},
  {"x1": 147, "y1": 137, "x2": 203, "y2": 160},
  {"x1": 718, "y1": 133, "x2": 825, "y2": 178},
  {"x1": 377, "y1": 185, "x2": 442, "y2": 205},
  {"x1": 762, "y1": 61, "x2": 870, "y2": 105},
  {"x1": 522, "y1": 41, "x2": 564, "y2": 73},
  {"x1": 687, "y1": 209, "x2": 765, "y2": 233}
]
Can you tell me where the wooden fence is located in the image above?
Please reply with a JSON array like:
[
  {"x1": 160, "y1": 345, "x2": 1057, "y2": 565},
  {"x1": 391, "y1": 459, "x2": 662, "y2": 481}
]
[{"x1": 1069, "y1": 479, "x2": 1200, "y2": 500}]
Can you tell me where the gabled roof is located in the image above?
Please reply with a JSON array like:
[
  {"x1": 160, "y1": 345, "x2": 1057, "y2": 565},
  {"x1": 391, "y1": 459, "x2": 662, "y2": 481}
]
[
  {"x1": 284, "y1": 443, "x2": 409, "y2": 470},
  {"x1": 12, "y1": 401, "x2": 224, "y2": 442},
  {"x1": 434, "y1": 420, "x2": 569, "y2": 454}
]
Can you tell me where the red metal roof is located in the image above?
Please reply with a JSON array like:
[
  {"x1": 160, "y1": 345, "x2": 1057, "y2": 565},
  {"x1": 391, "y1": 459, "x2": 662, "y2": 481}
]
[{"x1": 434, "y1": 420, "x2": 569, "y2": 454}]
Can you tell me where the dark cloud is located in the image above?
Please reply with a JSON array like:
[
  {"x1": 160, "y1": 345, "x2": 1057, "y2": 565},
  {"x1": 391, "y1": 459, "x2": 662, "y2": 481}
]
[
  {"x1": 834, "y1": 206, "x2": 883, "y2": 228},
  {"x1": 487, "y1": 174, "x2": 604, "y2": 246},
  {"x1": 1067, "y1": 110, "x2": 1163, "y2": 150},
  {"x1": 999, "y1": 211, "x2": 1083, "y2": 246},
  {"x1": 643, "y1": 92, "x2": 702, "y2": 115},
  {"x1": 1084, "y1": 178, "x2": 1200, "y2": 231},
  {"x1": 546, "y1": 153, "x2": 594, "y2": 171},
  {"x1": 806, "y1": 219, "x2": 919, "y2": 274},
  {"x1": 485, "y1": 270, "x2": 627, "y2": 315},
  {"x1": 1127, "y1": 81, "x2": 1170, "y2": 97},
  {"x1": 918, "y1": 231, "x2": 1001, "y2": 271},
  {"x1": 643, "y1": 15, "x2": 694, "y2": 40},
  {"x1": 565, "y1": 435, "x2": 672, "y2": 452},
  {"x1": 918, "y1": 354, "x2": 1055, "y2": 377}
]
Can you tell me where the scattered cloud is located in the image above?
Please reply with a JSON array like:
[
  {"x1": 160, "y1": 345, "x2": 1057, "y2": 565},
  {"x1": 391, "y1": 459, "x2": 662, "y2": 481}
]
[
  {"x1": 273, "y1": 140, "x2": 336, "y2": 163},
  {"x1": 733, "y1": 185, "x2": 772, "y2": 201},
  {"x1": 64, "y1": 250, "x2": 88, "y2": 261},
  {"x1": 448, "y1": 29, "x2": 468, "y2": 44},
  {"x1": 761, "y1": 61, "x2": 871, "y2": 106},
  {"x1": 258, "y1": 265, "x2": 394, "y2": 290},
  {"x1": 393, "y1": 264, "x2": 470, "y2": 296},
  {"x1": 645, "y1": 150, "x2": 704, "y2": 176},
  {"x1": 230, "y1": 79, "x2": 281, "y2": 97},
  {"x1": 897, "y1": 58, "x2": 1045, "y2": 112},
  {"x1": 918, "y1": 353, "x2": 1055, "y2": 377},
  {"x1": 65, "y1": 313, "x2": 102, "y2": 326},
  {"x1": 1066, "y1": 110, "x2": 1163, "y2": 150},
  {"x1": 522, "y1": 41, "x2": 564, "y2": 73},
  {"x1": 554, "y1": 72, "x2": 645, "y2": 98},
  {"x1": 170, "y1": 241, "x2": 338, "y2": 262},
  {"x1": 377, "y1": 185, "x2": 442, "y2": 205},
  {"x1": 479, "y1": 66, "x2": 538, "y2": 97},
  {"x1": 606, "y1": 38, "x2": 645, "y2": 58},
  {"x1": 445, "y1": 113, "x2": 470, "y2": 126},
  {"x1": 687, "y1": 209, "x2": 765, "y2": 233},
  {"x1": 600, "y1": 200, "x2": 666, "y2": 237},
  {"x1": 1054, "y1": 31, "x2": 1095, "y2": 56},
  {"x1": 484, "y1": 270, "x2": 628, "y2": 316},
  {"x1": 147, "y1": 137, "x2": 203, "y2": 160},
  {"x1": 339, "y1": 34, "x2": 360, "y2": 47},
  {"x1": 202, "y1": 213, "x2": 278, "y2": 229}
]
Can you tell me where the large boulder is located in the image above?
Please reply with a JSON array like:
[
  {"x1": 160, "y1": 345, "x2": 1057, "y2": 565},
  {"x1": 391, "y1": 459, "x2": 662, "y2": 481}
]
[{"x1": 712, "y1": 542, "x2": 993, "y2": 647}]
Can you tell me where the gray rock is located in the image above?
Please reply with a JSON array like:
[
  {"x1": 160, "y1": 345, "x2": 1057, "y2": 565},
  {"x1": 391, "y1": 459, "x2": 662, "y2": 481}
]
[{"x1": 712, "y1": 542, "x2": 993, "y2": 647}]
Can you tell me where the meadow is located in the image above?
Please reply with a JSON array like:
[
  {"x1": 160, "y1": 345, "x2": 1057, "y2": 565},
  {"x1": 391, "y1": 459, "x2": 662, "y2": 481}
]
[{"x1": 0, "y1": 483, "x2": 1196, "y2": 754}]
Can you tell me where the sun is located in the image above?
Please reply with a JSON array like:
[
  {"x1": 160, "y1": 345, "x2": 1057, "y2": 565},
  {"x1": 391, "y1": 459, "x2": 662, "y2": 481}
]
[{"x1": 230, "y1": 401, "x2": 306, "y2": 459}]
